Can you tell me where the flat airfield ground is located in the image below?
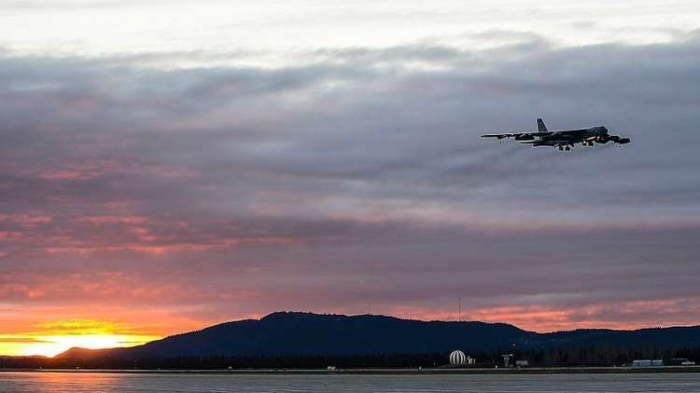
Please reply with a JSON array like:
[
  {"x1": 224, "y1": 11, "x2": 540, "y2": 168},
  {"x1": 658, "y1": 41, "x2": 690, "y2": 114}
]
[{"x1": 3, "y1": 366, "x2": 700, "y2": 374}]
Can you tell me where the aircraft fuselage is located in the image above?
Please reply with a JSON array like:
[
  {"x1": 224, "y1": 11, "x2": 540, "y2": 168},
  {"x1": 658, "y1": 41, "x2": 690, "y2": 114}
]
[{"x1": 481, "y1": 120, "x2": 630, "y2": 151}]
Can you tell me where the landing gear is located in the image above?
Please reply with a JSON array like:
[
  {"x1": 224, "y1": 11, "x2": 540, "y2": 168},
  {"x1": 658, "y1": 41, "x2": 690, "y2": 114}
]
[{"x1": 565, "y1": 146, "x2": 571, "y2": 151}]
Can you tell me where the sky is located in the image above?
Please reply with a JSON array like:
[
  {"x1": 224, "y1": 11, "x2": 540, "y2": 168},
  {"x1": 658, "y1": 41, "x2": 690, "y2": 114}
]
[{"x1": 1, "y1": 0, "x2": 700, "y2": 357}]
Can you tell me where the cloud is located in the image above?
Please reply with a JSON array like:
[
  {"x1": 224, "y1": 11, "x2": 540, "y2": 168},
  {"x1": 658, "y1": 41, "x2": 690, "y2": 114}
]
[{"x1": 1, "y1": 36, "x2": 700, "y2": 338}]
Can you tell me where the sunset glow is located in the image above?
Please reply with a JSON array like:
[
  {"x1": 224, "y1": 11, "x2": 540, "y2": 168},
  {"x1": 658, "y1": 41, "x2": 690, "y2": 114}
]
[
  {"x1": 15, "y1": 334, "x2": 156, "y2": 358},
  {"x1": 0, "y1": 320, "x2": 159, "y2": 357}
]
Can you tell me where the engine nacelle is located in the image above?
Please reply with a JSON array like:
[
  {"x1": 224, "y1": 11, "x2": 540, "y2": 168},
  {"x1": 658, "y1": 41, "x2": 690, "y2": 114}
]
[{"x1": 515, "y1": 134, "x2": 534, "y2": 141}]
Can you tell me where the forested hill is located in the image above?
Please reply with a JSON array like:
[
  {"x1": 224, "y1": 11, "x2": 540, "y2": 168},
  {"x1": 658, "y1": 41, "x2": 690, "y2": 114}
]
[
  {"x1": 59, "y1": 312, "x2": 530, "y2": 358},
  {"x1": 53, "y1": 312, "x2": 700, "y2": 362}
]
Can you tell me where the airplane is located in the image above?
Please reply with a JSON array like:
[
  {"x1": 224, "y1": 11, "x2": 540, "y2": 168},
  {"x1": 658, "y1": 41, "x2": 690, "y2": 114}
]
[{"x1": 481, "y1": 118, "x2": 631, "y2": 151}]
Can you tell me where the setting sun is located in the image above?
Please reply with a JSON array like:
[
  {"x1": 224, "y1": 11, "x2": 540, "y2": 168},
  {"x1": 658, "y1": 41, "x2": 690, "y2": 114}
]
[
  {"x1": 0, "y1": 320, "x2": 159, "y2": 357},
  {"x1": 18, "y1": 333, "x2": 158, "y2": 358}
]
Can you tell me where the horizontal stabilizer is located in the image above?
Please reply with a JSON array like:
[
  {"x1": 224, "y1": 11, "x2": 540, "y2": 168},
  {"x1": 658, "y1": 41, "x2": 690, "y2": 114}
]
[{"x1": 481, "y1": 134, "x2": 510, "y2": 139}]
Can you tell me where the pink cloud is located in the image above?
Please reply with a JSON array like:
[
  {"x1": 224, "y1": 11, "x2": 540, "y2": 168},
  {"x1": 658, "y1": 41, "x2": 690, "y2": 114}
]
[
  {"x1": 0, "y1": 214, "x2": 53, "y2": 225},
  {"x1": 78, "y1": 216, "x2": 149, "y2": 225}
]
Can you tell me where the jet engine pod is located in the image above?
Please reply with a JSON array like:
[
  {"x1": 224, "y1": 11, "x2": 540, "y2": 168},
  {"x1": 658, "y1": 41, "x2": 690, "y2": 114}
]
[
  {"x1": 515, "y1": 134, "x2": 534, "y2": 141},
  {"x1": 596, "y1": 136, "x2": 610, "y2": 144},
  {"x1": 617, "y1": 137, "x2": 631, "y2": 144}
]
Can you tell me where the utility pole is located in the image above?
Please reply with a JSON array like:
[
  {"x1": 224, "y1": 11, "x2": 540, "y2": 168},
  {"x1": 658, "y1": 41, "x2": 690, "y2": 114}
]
[{"x1": 458, "y1": 297, "x2": 461, "y2": 322}]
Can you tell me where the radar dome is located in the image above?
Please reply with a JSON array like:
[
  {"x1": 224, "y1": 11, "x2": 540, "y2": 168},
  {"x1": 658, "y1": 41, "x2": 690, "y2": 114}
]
[{"x1": 449, "y1": 350, "x2": 467, "y2": 365}]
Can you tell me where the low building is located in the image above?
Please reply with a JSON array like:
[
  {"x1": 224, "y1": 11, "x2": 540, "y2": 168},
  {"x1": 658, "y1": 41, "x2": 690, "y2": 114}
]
[
  {"x1": 515, "y1": 360, "x2": 529, "y2": 367},
  {"x1": 632, "y1": 359, "x2": 664, "y2": 367}
]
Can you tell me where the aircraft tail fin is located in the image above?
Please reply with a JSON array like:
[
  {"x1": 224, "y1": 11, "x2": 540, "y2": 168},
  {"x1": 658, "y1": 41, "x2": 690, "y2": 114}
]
[{"x1": 537, "y1": 118, "x2": 548, "y2": 132}]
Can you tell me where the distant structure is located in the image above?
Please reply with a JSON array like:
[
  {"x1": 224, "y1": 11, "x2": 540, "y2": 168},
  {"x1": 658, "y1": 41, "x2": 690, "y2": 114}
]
[
  {"x1": 449, "y1": 350, "x2": 475, "y2": 365},
  {"x1": 515, "y1": 360, "x2": 529, "y2": 367},
  {"x1": 632, "y1": 359, "x2": 664, "y2": 367},
  {"x1": 671, "y1": 358, "x2": 696, "y2": 366},
  {"x1": 501, "y1": 353, "x2": 513, "y2": 368},
  {"x1": 449, "y1": 350, "x2": 467, "y2": 365},
  {"x1": 458, "y1": 297, "x2": 461, "y2": 322}
]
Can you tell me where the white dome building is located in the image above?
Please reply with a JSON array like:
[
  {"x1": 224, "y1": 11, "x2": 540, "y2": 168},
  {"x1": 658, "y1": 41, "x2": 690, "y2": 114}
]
[{"x1": 449, "y1": 350, "x2": 467, "y2": 365}]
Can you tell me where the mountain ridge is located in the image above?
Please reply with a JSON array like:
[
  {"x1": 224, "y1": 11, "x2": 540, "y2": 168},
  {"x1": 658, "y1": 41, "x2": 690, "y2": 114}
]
[{"x1": 56, "y1": 311, "x2": 700, "y2": 360}]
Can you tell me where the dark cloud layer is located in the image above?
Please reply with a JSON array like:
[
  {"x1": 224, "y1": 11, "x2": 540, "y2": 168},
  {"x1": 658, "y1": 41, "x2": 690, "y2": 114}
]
[{"x1": 1, "y1": 35, "x2": 700, "y2": 332}]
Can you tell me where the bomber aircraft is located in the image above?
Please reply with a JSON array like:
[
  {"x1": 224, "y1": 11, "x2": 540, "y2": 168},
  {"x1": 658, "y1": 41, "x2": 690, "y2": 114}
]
[{"x1": 481, "y1": 119, "x2": 631, "y2": 151}]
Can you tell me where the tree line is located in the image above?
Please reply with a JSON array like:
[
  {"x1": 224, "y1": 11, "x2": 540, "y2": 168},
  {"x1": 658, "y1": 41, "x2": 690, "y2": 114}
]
[{"x1": 2, "y1": 344, "x2": 699, "y2": 369}]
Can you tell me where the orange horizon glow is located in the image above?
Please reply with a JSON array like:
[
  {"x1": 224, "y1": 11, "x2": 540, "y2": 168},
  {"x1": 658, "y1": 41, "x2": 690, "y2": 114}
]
[
  {"x1": 3, "y1": 299, "x2": 700, "y2": 357},
  {"x1": 0, "y1": 319, "x2": 160, "y2": 357},
  {"x1": 12, "y1": 333, "x2": 158, "y2": 358}
]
